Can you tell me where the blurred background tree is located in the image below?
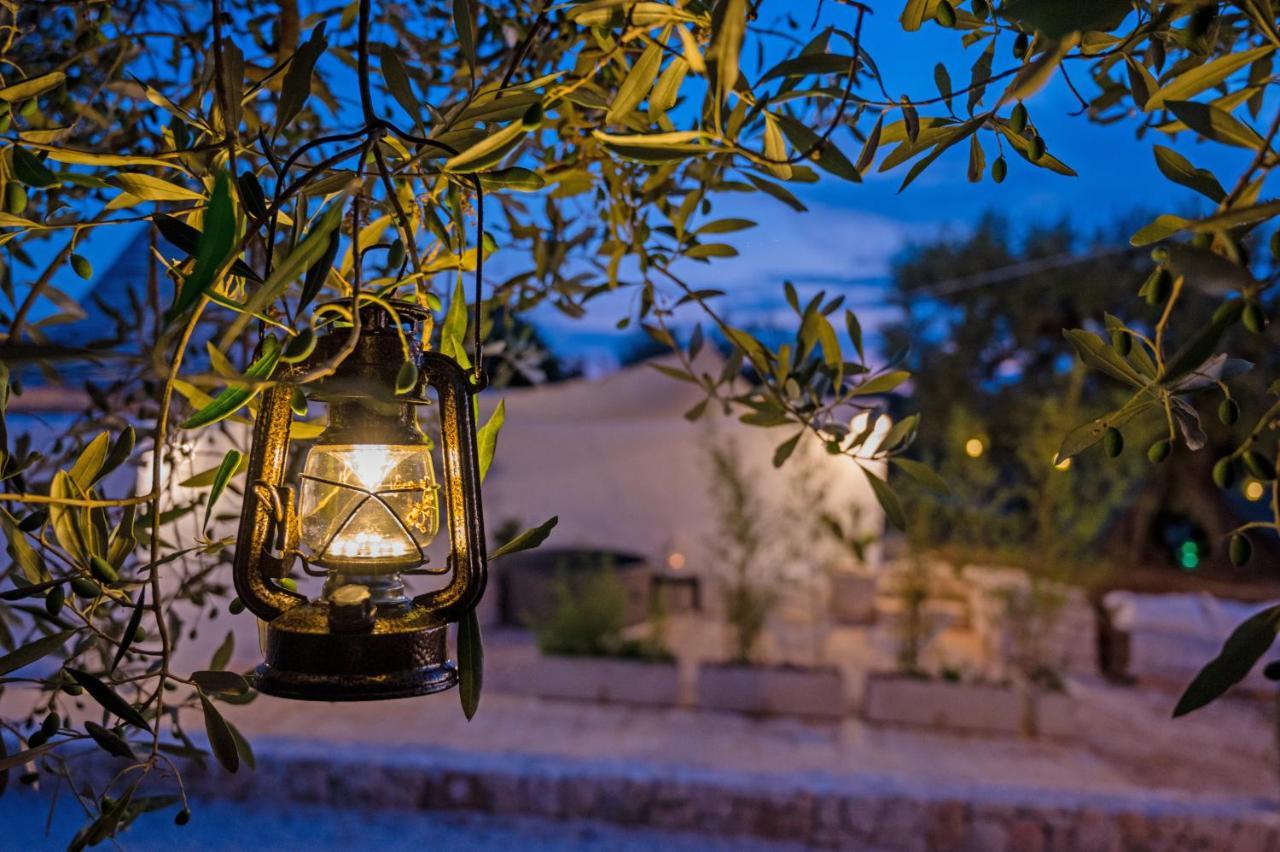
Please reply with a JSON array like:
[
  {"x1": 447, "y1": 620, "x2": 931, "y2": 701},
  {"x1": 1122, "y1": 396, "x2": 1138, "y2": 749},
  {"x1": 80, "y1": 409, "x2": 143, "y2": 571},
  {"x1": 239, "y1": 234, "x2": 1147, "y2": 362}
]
[{"x1": 886, "y1": 214, "x2": 1280, "y2": 587}]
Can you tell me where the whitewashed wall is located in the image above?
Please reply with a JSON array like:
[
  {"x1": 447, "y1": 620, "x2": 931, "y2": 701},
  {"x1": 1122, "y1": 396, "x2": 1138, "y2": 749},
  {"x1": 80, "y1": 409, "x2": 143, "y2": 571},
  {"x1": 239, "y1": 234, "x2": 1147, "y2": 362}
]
[{"x1": 139, "y1": 354, "x2": 887, "y2": 664}]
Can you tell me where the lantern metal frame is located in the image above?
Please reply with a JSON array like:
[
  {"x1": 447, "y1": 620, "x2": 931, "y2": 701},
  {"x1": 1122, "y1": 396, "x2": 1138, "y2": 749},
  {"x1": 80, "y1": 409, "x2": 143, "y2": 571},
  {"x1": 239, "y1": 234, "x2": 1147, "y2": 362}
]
[{"x1": 231, "y1": 301, "x2": 487, "y2": 702}]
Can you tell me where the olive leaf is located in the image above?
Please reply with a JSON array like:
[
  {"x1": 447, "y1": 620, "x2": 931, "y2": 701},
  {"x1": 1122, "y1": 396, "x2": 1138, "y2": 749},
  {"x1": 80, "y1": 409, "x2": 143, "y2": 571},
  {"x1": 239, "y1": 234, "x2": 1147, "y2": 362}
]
[
  {"x1": 1145, "y1": 46, "x2": 1274, "y2": 112},
  {"x1": 452, "y1": 0, "x2": 476, "y2": 76},
  {"x1": 190, "y1": 670, "x2": 250, "y2": 696},
  {"x1": 198, "y1": 693, "x2": 240, "y2": 773},
  {"x1": 108, "y1": 172, "x2": 204, "y2": 203},
  {"x1": 237, "y1": 172, "x2": 268, "y2": 220},
  {"x1": 1162, "y1": 299, "x2": 1243, "y2": 382},
  {"x1": 227, "y1": 720, "x2": 256, "y2": 770},
  {"x1": 164, "y1": 171, "x2": 235, "y2": 325},
  {"x1": 395, "y1": 360, "x2": 420, "y2": 396},
  {"x1": 179, "y1": 453, "x2": 248, "y2": 488},
  {"x1": 108, "y1": 588, "x2": 146, "y2": 675},
  {"x1": 744, "y1": 174, "x2": 808, "y2": 212},
  {"x1": 850, "y1": 370, "x2": 910, "y2": 396},
  {"x1": 0, "y1": 741, "x2": 57, "y2": 772},
  {"x1": 222, "y1": 199, "x2": 345, "y2": 345},
  {"x1": 298, "y1": 228, "x2": 341, "y2": 314},
  {"x1": 210, "y1": 630, "x2": 234, "y2": 671},
  {"x1": 153, "y1": 213, "x2": 261, "y2": 282},
  {"x1": 1063, "y1": 329, "x2": 1145, "y2": 387},
  {"x1": 1175, "y1": 606, "x2": 1280, "y2": 717},
  {"x1": 203, "y1": 449, "x2": 243, "y2": 532},
  {"x1": 379, "y1": 43, "x2": 423, "y2": 127},
  {"x1": 94, "y1": 427, "x2": 136, "y2": 487},
  {"x1": 179, "y1": 336, "x2": 282, "y2": 429},
  {"x1": 443, "y1": 122, "x2": 527, "y2": 173},
  {"x1": 1152, "y1": 146, "x2": 1225, "y2": 202},
  {"x1": 772, "y1": 432, "x2": 803, "y2": 468},
  {"x1": 1154, "y1": 244, "x2": 1256, "y2": 296},
  {"x1": 440, "y1": 273, "x2": 472, "y2": 368},
  {"x1": 1000, "y1": 0, "x2": 1130, "y2": 39},
  {"x1": 84, "y1": 721, "x2": 136, "y2": 760},
  {"x1": 66, "y1": 668, "x2": 151, "y2": 731},
  {"x1": 477, "y1": 399, "x2": 505, "y2": 483},
  {"x1": 458, "y1": 609, "x2": 483, "y2": 721},
  {"x1": 773, "y1": 113, "x2": 861, "y2": 183},
  {"x1": 67, "y1": 433, "x2": 109, "y2": 490},
  {"x1": 11, "y1": 146, "x2": 57, "y2": 188},
  {"x1": 276, "y1": 23, "x2": 328, "y2": 132},
  {"x1": 0, "y1": 630, "x2": 73, "y2": 676},
  {"x1": 0, "y1": 71, "x2": 66, "y2": 102},
  {"x1": 477, "y1": 167, "x2": 545, "y2": 191},
  {"x1": 1056, "y1": 396, "x2": 1158, "y2": 463},
  {"x1": 891, "y1": 457, "x2": 951, "y2": 495},
  {"x1": 1165, "y1": 100, "x2": 1265, "y2": 150},
  {"x1": 863, "y1": 468, "x2": 906, "y2": 531},
  {"x1": 607, "y1": 41, "x2": 663, "y2": 123},
  {"x1": 2, "y1": 512, "x2": 50, "y2": 584},
  {"x1": 491, "y1": 516, "x2": 559, "y2": 560},
  {"x1": 709, "y1": 0, "x2": 746, "y2": 102}
]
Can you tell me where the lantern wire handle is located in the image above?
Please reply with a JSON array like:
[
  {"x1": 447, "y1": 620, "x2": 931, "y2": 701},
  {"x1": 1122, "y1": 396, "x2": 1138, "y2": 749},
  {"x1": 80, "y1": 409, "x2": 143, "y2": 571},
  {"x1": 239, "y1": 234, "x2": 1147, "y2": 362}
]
[{"x1": 353, "y1": 0, "x2": 488, "y2": 391}]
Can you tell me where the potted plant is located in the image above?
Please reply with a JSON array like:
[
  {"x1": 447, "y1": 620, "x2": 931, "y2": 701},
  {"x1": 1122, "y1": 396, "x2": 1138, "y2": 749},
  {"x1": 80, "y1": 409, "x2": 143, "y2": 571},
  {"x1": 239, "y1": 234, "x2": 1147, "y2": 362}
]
[
  {"x1": 696, "y1": 439, "x2": 845, "y2": 720},
  {"x1": 862, "y1": 553, "x2": 1075, "y2": 736},
  {"x1": 862, "y1": 403, "x2": 1094, "y2": 739},
  {"x1": 514, "y1": 558, "x2": 679, "y2": 707}
]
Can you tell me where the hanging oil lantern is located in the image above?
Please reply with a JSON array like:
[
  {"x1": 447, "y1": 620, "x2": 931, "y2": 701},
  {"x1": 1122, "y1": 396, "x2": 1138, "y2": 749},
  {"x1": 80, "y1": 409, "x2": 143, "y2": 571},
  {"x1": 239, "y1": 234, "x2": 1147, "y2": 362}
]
[{"x1": 231, "y1": 300, "x2": 486, "y2": 701}]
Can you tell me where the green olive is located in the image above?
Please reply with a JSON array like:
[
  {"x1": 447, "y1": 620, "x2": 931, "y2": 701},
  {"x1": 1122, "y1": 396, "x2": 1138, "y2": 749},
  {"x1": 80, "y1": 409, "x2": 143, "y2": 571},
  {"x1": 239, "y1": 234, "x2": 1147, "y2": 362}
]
[
  {"x1": 1147, "y1": 439, "x2": 1171, "y2": 464},
  {"x1": 1243, "y1": 450, "x2": 1276, "y2": 481},
  {"x1": 1230, "y1": 532, "x2": 1252, "y2": 567},
  {"x1": 1010, "y1": 103, "x2": 1028, "y2": 134},
  {"x1": 1103, "y1": 428, "x2": 1124, "y2": 458},
  {"x1": 90, "y1": 555, "x2": 119, "y2": 584},
  {"x1": 1212, "y1": 457, "x2": 1235, "y2": 489}
]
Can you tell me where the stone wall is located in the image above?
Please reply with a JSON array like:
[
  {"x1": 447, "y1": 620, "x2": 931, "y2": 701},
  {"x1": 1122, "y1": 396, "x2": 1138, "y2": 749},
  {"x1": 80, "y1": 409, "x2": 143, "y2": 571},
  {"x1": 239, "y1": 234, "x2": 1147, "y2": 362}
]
[{"x1": 162, "y1": 738, "x2": 1279, "y2": 851}]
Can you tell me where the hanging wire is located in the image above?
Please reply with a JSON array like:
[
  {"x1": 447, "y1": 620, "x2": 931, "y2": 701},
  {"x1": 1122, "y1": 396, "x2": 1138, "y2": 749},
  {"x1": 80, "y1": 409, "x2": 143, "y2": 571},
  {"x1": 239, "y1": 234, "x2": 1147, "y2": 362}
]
[{"x1": 354, "y1": 0, "x2": 488, "y2": 389}]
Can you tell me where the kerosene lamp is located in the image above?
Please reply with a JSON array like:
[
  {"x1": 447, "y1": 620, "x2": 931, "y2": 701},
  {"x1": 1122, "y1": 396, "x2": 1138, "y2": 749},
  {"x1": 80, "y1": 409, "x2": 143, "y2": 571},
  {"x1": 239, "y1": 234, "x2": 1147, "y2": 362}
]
[{"x1": 231, "y1": 301, "x2": 486, "y2": 701}]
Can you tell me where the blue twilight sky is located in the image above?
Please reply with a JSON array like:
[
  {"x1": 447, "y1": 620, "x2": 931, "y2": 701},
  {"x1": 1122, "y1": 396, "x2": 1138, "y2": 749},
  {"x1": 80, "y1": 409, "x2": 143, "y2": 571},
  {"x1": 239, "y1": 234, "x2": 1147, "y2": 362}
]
[
  {"x1": 54, "y1": 4, "x2": 1263, "y2": 370},
  {"x1": 523, "y1": 5, "x2": 1261, "y2": 368}
]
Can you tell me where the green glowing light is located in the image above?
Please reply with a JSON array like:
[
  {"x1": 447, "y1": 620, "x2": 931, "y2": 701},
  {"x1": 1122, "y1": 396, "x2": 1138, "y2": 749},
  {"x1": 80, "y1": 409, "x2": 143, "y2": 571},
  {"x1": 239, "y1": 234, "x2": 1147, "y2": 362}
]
[{"x1": 1178, "y1": 540, "x2": 1200, "y2": 571}]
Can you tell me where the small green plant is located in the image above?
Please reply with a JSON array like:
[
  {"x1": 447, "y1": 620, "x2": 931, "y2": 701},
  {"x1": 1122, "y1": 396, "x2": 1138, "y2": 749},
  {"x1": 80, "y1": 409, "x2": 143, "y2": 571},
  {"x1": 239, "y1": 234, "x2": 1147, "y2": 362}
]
[
  {"x1": 724, "y1": 581, "x2": 771, "y2": 665},
  {"x1": 999, "y1": 579, "x2": 1070, "y2": 694},
  {"x1": 895, "y1": 555, "x2": 931, "y2": 676},
  {"x1": 820, "y1": 505, "x2": 878, "y2": 567},
  {"x1": 534, "y1": 560, "x2": 671, "y2": 661},
  {"x1": 706, "y1": 436, "x2": 777, "y2": 665}
]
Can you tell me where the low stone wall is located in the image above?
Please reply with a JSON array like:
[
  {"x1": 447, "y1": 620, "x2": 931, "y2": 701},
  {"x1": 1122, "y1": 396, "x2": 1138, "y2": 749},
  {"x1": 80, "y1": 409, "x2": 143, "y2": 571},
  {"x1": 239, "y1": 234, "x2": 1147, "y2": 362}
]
[{"x1": 167, "y1": 738, "x2": 1280, "y2": 851}]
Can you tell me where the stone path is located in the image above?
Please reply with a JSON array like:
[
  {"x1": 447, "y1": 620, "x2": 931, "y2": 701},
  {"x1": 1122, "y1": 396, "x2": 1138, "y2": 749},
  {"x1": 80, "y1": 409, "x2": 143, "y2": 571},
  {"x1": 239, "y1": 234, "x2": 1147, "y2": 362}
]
[
  {"x1": 212, "y1": 629, "x2": 1279, "y2": 804},
  {"x1": 1, "y1": 791, "x2": 806, "y2": 851}
]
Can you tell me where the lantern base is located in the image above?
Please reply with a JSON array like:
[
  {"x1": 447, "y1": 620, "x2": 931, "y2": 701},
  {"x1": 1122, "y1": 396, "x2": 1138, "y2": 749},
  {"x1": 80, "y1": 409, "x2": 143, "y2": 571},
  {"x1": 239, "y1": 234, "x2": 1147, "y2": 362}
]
[{"x1": 252, "y1": 602, "x2": 457, "y2": 702}]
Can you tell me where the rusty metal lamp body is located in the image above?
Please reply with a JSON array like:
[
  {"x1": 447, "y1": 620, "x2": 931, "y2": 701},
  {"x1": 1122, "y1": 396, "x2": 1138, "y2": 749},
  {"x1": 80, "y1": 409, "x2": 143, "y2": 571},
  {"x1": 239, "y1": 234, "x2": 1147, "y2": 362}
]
[{"x1": 232, "y1": 302, "x2": 486, "y2": 701}]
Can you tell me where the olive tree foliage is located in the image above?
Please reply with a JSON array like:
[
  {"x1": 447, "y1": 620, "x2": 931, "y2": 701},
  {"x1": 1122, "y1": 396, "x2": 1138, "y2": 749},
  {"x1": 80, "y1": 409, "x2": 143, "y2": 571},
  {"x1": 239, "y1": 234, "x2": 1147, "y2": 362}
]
[
  {"x1": 897, "y1": 0, "x2": 1279, "y2": 717},
  {"x1": 0, "y1": 0, "x2": 947, "y2": 842}
]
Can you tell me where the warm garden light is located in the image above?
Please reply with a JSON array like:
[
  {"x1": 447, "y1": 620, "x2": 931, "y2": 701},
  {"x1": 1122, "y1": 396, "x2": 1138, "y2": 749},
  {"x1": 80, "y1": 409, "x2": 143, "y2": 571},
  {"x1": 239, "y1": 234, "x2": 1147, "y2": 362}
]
[
  {"x1": 848, "y1": 412, "x2": 892, "y2": 458},
  {"x1": 1054, "y1": 456, "x2": 1071, "y2": 471},
  {"x1": 964, "y1": 438, "x2": 985, "y2": 458},
  {"x1": 1245, "y1": 480, "x2": 1266, "y2": 501},
  {"x1": 232, "y1": 301, "x2": 487, "y2": 701}
]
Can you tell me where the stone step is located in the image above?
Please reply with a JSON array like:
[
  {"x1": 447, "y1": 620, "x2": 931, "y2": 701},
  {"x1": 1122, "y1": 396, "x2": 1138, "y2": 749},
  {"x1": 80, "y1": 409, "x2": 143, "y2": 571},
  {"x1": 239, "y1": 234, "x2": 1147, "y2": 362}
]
[{"x1": 165, "y1": 737, "x2": 1280, "y2": 851}]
